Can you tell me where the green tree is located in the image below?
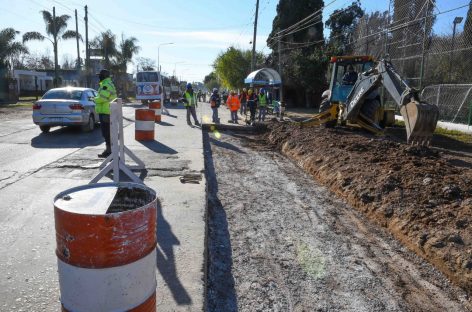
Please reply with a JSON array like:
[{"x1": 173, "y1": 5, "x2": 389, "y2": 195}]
[
  {"x1": 325, "y1": 1, "x2": 364, "y2": 54},
  {"x1": 23, "y1": 10, "x2": 81, "y2": 86},
  {"x1": 91, "y1": 30, "x2": 118, "y2": 70},
  {"x1": 213, "y1": 46, "x2": 264, "y2": 89},
  {"x1": 267, "y1": 0, "x2": 326, "y2": 107},
  {"x1": 0, "y1": 28, "x2": 29, "y2": 73},
  {"x1": 203, "y1": 71, "x2": 220, "y2": 91},
  {"x1": 115, "y1": 35, "x2": 140, "y2": 72}
]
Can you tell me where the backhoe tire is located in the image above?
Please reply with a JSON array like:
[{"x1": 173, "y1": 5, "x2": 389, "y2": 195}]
[
  {"x1": 319, "y1": 99, "x2": 337, "y2": 128},
  {"x1": 360, "y1": 99, "x2": 380, "y2": 123}
]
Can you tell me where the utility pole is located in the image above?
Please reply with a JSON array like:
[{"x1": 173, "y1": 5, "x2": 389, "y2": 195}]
[
  {"x1": 84, "y1": 5, "x2": 90, "y2": 87},
  {"x1": 419, "y1": 0, "x2": 430, "y2": 90},
  {"x1": 53, "y1": 6, "x2": 58, "y2": 87},
  {"x1": 251, "y1": 0, "x2": 260, "y2": 72},
  {"x1": 278, "y1": 39, "x2": 284, "y2": 121},
  {"x1": 75, "y1": 9, "x2": 81, "y2": 70}
]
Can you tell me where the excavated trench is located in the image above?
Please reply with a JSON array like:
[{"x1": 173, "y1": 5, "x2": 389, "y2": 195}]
[{"x1": 204, "y1": 129, "x2": 472, "y2": 311}]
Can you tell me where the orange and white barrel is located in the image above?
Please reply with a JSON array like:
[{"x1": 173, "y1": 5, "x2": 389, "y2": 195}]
[
  {"x1": 149, "y1": 101, "x2": 162, "y2": 122},
  {"x1": 54, "y1": 182, "x2": 158, "y2": 312},
  {"x1": 135, "y1": 109, "x2": 155, "y2": 141}
]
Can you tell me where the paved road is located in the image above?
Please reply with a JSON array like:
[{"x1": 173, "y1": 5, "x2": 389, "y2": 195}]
[{"x1": 0, "y1": 103, "x2": 206, "y2": 311}]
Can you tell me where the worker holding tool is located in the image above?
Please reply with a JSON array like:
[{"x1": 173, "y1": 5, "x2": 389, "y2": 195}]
[
  {"x1": 210, "y1": 88, "x2": 221, "y2": 124},
  {"x1": 181, "y1": 83, "x2": 200, "y2": 127},
  {"x1": 258, "y1": 88, "x2": 268, "y2": 122},
  {"x1": 94, "y1": 69, "x2": 117, "y2": 158},
  {"x1": 227, "y1": 90, "x2": 241, "y2": 124}
]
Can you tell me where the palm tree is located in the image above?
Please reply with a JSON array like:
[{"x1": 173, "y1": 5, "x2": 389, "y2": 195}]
[
  {"x1": 0, "y1": 28, "x2": 29, "y2": 73},
  {"x1": 91, "y1": 30, "x2": 118, "y2": 70},
  {"x1": 114, "y1": 35, "x2": 140, "y2": 100},
  {"x1": 23, "y1": 9, "x2": 82, "y2": 86}
]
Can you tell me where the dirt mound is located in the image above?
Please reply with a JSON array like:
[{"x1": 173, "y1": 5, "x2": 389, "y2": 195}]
[{"x1": 264, "y1": 122, "x2": 472, "y2": 294}]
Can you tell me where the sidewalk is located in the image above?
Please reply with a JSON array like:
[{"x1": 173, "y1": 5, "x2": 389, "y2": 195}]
[{"x1": 123, "y1": 102, "x2": 206, "y2": 310}]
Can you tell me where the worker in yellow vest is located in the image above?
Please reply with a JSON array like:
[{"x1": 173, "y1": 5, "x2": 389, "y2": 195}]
[
  {"x1": 181, "y1": 83, "x2": 200, "y2": 127},
  {"x1": 258, "y1": 88, "x2": 268, "y2": 122},
  {"x1": 94, "y1": 69, "x2": 117, "y2": 158}
]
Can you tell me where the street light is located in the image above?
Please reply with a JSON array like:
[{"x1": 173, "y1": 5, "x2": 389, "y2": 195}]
[
  {"x1": 157, "y1": 42, "x2": 174, "y2": 73},
  {"x1": 450, "y1": 16, "x2": 463, "y2": 80}
]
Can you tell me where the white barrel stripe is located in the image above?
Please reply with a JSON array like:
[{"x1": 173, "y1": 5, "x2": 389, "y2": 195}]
[
  {"x1": 153, "y1": 108, "x2": 162, "y2": 114},
  {"x1": 59, "y1": 249, "x2": 157, "y2": 312},
  {"x1": 136, "y1": 120, "x2": 155, "y2": 131}
]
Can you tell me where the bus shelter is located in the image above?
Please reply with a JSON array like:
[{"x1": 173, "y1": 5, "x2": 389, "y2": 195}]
[{"x1": 244, "y1": 68, "x2": 282, "y2": 87}]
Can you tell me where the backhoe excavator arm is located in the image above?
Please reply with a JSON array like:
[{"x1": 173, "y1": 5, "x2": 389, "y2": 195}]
[{"x1": 344, "y1": 59, "x2": 439, "y2": 145}]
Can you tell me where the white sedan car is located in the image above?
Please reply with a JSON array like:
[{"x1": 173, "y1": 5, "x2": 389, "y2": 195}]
[{"x1": 32, "y1": 87, "x2": 99, "y2": 133}]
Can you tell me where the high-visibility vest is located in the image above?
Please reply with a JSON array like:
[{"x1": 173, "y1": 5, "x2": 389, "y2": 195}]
[
  {"x1": 94, "y1": 78, "x2": 117, "y2": 115},
  {"x1": 184, "y1": 91, "x2": 197, "y2": 107},
  {"x1": 227, "y1": 95, "x2": 240, "y2": 111},
  {"x1": 258, "y1": 93, "x2": 268, "y2": 107}
]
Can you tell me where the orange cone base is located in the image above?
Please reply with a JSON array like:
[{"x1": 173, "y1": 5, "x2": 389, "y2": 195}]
[{"x1": 135, "y1": 130, "x2": 155, "y2": 141}]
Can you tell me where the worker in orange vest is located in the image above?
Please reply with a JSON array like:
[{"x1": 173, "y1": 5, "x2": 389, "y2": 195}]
[{"x1": 226, "y1": 90, "x2": 241, "y2": 124}]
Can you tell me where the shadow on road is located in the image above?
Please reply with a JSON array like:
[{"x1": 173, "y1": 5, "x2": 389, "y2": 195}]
[
  {"x1": 209, "y1": 136, "x2": 246, "y2": 154},
  {"x1": 156, "y1": 203, "x2": 192, "y2": 305},
  {"x1": 158, "y1": 121, "x2": 174, "y2": 127},
  {"x1": 203, "y1": 131, "x2": 238, "y2": 311},
  {"x1": 138, "y1": 140, "x2": 178, "y2": 154},
  {"x1": 31, "y1": 126, "x2": 104, "y2": 148}
]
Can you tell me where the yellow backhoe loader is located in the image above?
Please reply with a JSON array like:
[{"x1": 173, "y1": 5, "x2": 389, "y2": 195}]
[{"x1": 299, "y1": 56, "x2": 439, "y2": 145}]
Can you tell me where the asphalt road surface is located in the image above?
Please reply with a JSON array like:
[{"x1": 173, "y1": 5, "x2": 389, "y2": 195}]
[{"x1": 0, "y1": 106, "x2": 132, "y2": 311}]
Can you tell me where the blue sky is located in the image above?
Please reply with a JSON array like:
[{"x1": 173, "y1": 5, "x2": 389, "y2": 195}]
[{"x1": 1, "y1": 0, "x2": 470, "y2": 82}]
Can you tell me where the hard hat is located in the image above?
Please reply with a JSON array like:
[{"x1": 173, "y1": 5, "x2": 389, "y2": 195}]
[
  {"x1": 230, "y1": 90, "x2": 236, "y2": 95},
  {"x1": 186, "y1": 83, "x2": 192, "y2": 89},
  {"x1": 260, "y1": 88, "x2": 265, "y2": 93},
  {"x1": 212, "y1": 88, "x2": 218, "y2": 93},
  {"x1": 248, "y1": 89, "x2": 253, "y2": 95},
  {"x1": 243, "y1": 88, "x2": 247, "y2": 92}
]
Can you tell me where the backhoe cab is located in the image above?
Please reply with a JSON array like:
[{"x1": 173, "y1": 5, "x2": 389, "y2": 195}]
[{"x1": 300, "y1": 56, "x2": 439, "y2": 145}]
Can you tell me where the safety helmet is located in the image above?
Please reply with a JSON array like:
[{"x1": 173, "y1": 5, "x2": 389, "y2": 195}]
[
  {"x1": 230, "y1": 90, "x2": 236, "y2": 95},
  {"x1": 212, "y1": 88, "x2": 218, "y2": 93},
  {"x1": 243, "y1": 88, "x2": 247, "y2": 92},
  {"x1": 186, "y1": 83, "x2": 192, "y2": 89},
  {"x1": 248, "y1": 89, "x2": 253, "y2": 95},
  {"x1": 260, "y1": 88, "x2": 265, "y2": 94}
]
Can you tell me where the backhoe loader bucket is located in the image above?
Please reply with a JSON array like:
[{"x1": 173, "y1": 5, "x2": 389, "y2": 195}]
[{"x1": 400, "y1": 101, "x2": 439, "y2": 145}]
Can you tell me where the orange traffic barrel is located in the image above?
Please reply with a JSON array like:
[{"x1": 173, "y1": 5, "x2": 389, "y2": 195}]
[
  {"x1": 54, "y1": 182, "x2": 158, "y2": 312},
  {"x1": 135, "y1": 109, "x2": 155, "y2": 141},
  {"x1": 149, "y1": 101, "x2": 162, "y2": 122}
]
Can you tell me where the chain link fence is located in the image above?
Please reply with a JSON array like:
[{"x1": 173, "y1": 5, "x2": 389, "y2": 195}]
[{"x1": 350, "y1": 0, "x2": 472, "y2": 124}]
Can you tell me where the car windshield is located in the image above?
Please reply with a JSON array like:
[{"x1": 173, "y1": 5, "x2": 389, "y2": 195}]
[
  {"x1": 42, "y1": 90, "x2": 83, "y2": 100},
  {"x1": 137, "y1": 72, "x2": 159, "y2": 82}
]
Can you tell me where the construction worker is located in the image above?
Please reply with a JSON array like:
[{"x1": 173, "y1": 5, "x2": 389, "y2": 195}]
[
  {"x1": 239, "y1": 88, "x2": 248, "y2": 116},
  {"x1": 247, "y1": 88, "x2": 257, "y2": 125},
  {"x1": 258, "y1": 88, "x2": 268, "y2": 122},
  {"x1": 342, "y1": 65, "x2": 358, "y2": 85},
  {"x1": 227, "y1": 90, "x2": 241, "y2": 123},
  {"x1": 95, "y1": 69, "x2": 117, "y2": 158},
  {"x1": 209, "y1": 88, "x2": 221, "y2": 124},
  {"x1": 181, "y1": 83, "x2": 200, "y2": 126}
]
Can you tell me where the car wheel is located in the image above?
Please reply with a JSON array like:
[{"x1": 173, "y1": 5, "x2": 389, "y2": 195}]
[
  {"x1": 82, "y1": 114, "x2": 95, "y2": 132},
  {"x1": 39, "y1": 125, "x2": 51, "y2": 133}
]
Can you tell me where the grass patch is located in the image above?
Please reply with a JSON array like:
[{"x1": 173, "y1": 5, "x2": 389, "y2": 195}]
[
  {"x1": 0, "y1": 102, "x2": 33, "y2": 108},
  {"x1": 395, "y1": 120, "x2": 472, "y2": 144}
]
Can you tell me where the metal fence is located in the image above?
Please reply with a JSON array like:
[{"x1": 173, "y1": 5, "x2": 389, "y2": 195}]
[{"x1": 350, "y1": 0, "x2": 472, "y2": 124}]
